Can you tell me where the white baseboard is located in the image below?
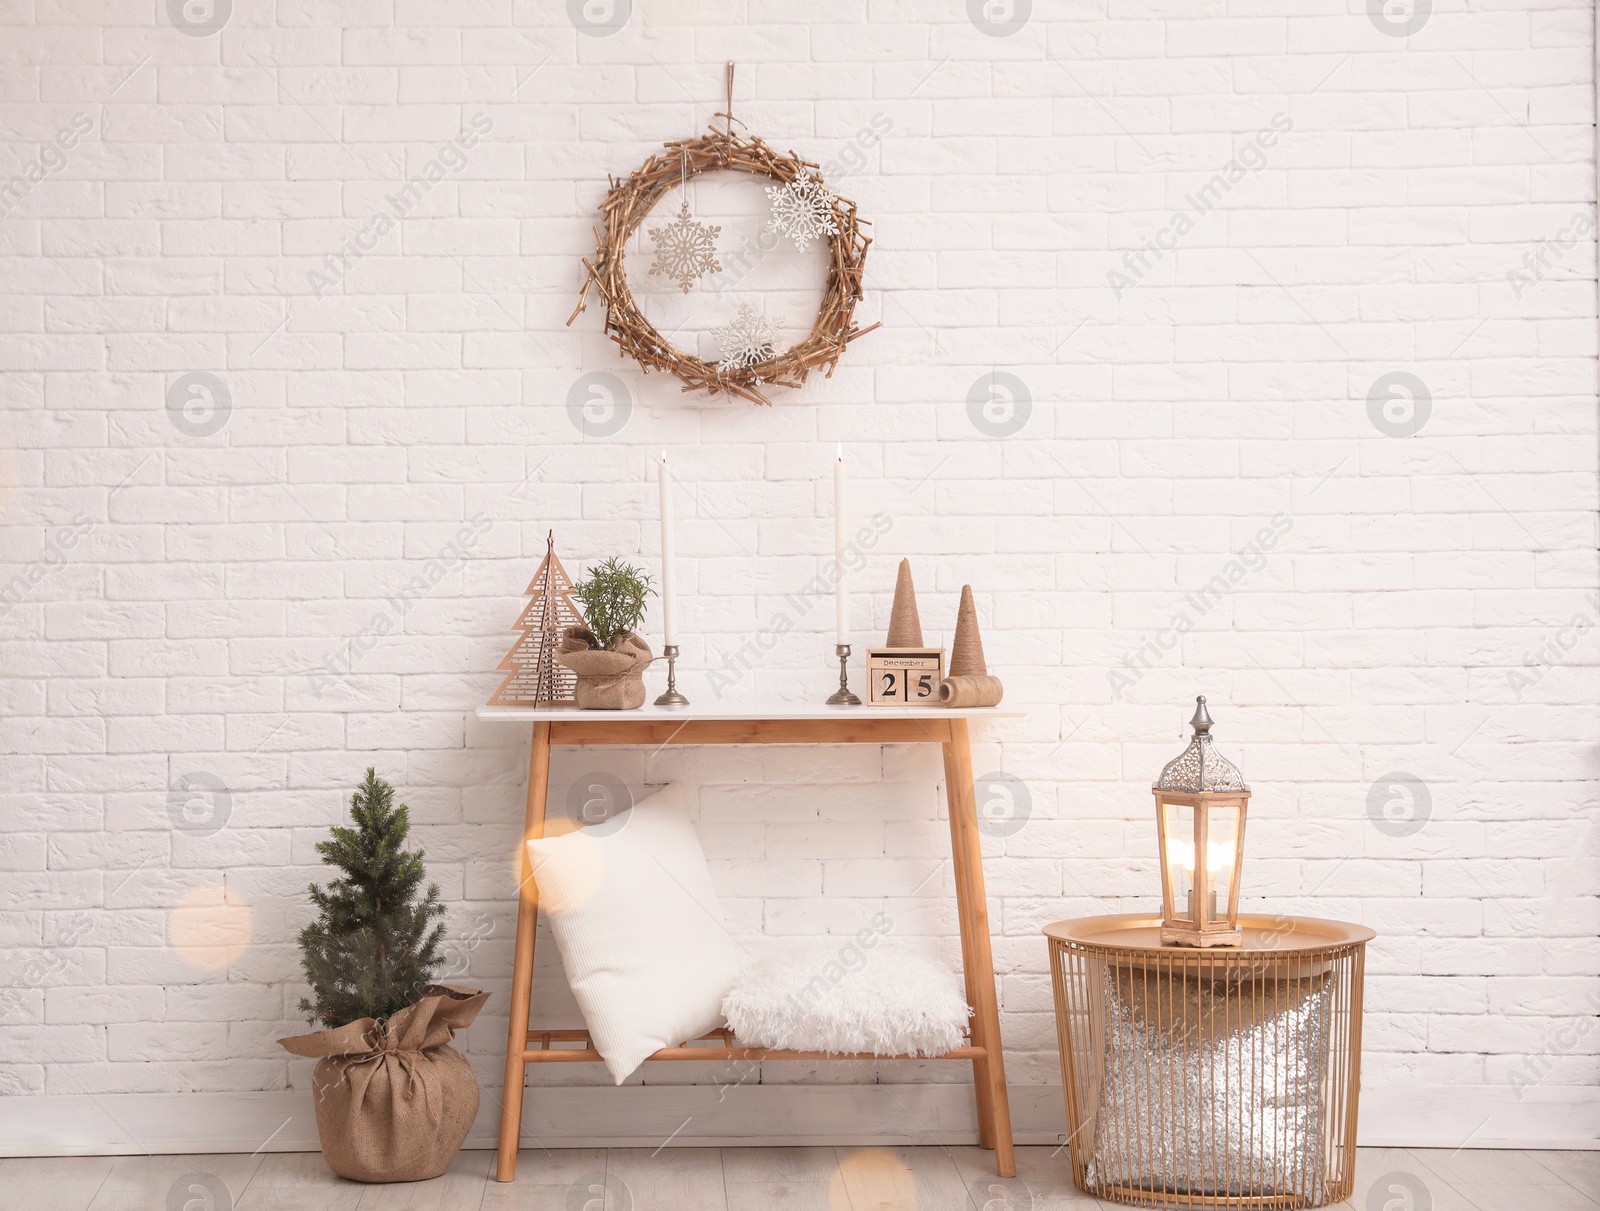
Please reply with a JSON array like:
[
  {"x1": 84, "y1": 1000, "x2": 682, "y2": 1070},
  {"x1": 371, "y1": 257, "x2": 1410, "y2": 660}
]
[{"x1": 2, "y1": 1084, "x2": 1594, "y2": 1157}]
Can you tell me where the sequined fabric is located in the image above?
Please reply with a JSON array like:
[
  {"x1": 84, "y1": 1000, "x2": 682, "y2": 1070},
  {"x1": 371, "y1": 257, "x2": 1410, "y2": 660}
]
[{"x1": 1084, "y1": 964, "x2": 1332, "y2": 1204}]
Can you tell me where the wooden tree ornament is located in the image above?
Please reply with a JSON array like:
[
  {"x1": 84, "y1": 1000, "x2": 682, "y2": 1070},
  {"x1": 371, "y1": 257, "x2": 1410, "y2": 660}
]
[
  {"x1": 567, "y1": 62, "x2": 878, "y2": 407},
  {"x1": 488, "y1": 533, "x2": 588, "y2": 707}
]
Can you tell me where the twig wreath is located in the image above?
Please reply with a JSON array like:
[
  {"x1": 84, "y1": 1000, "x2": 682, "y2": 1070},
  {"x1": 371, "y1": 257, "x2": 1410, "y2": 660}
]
[{"x1": 568, "y1": 64, "x2": 877, "y2": 406}]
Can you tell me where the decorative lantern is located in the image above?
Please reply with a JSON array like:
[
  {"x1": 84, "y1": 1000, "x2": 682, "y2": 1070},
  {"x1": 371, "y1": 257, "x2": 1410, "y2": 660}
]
[{"x1": 1153, "y1": 696, "x2": 1249, "y2": 947}]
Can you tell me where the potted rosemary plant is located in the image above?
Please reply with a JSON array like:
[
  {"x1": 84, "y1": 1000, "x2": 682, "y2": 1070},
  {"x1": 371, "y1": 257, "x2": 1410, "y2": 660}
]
[{"x1": 556, "y1": 557, "x2": 656, "y2": 709}]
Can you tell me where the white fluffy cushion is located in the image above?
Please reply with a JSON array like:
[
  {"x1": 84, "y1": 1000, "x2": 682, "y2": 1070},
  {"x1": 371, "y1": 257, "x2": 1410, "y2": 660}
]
[
  {"x1": 721, "y1": 936, "x2": 971, "y2": 1057},
  {"x1": 526, "y1": 783, "x2": 739, "y2": 1084}
]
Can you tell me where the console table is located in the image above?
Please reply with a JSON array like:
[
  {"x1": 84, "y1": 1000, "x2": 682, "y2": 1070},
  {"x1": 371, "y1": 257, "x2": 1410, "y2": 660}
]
[{"x1": 476, "y1": 703, "x2": 1024, "y2": 1181}]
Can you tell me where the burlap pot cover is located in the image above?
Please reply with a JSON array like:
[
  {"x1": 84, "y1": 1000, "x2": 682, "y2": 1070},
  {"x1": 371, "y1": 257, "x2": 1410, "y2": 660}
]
[
  {"x1": 278, "y1": 984, "x2": 488, "y2": 1183},
  {"x1": 555, "y1": 627, "x2": 652, "y2": 709}
]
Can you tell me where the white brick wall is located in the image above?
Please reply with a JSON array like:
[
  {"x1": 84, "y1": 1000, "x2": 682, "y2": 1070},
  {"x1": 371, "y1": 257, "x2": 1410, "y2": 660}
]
[{"x1": 1, "y1": 0, "x2": 1596, "y2": 1125}]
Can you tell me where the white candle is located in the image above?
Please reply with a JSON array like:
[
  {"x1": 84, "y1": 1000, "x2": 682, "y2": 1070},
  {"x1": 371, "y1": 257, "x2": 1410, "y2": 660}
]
[
  {"x1": 658, "y1": 450, "x2": 676, "y2": 647},
  {"x1": 834, "y1": 443, "x2": 848, "y2": 645}
]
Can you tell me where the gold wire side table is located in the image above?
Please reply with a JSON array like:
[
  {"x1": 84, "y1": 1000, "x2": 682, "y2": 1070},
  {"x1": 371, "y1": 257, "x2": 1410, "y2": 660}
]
[{"x1": 1045, "y1": 915, "x2": 1374, "y2": 1211}]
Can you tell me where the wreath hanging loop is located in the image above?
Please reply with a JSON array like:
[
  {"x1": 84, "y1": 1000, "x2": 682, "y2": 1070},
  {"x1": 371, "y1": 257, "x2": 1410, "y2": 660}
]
[
  {"x1": 713, "y1": 59, "x2": 743, "y2": 137},
  {"x1": 567, "y1": 62, "x2": 877, "y2": 407}
]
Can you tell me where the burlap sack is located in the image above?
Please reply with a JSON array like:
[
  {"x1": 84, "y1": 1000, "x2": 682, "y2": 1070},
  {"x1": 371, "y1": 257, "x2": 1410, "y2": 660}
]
[
  {"x1": 278, "y1": 984, "x2": 488, "y2": 1183},
  {"x1": 555, "y1": 627, "x2": 652, "y2": 709}
]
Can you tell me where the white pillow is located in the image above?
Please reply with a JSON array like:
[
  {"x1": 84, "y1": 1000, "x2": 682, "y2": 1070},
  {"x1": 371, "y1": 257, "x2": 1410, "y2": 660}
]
[
  {"x1": 527, "y1": 783, "x2": 739, "y2": 1084},
  {"x1": 721, "y1": 937, "x2": 970, "y2": 1057}
]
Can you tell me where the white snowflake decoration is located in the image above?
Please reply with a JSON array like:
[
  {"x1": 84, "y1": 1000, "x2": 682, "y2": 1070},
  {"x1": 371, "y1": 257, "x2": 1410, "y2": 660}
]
[
  {"x1": 647, "y1": 202, "x2": 722, "y2": 292},
  {"x1": 712, "y1": 303, "x2": 784, "y2": 374},
  {"x1": 764, "y1": 176, "x2": 840, "y2": 253}
]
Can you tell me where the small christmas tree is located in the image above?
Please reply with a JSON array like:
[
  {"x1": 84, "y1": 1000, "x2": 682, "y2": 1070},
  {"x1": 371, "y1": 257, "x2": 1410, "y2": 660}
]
[
  {"x1": 297, "y1": 769, "x2": 447, "y2": 1027},
  {"x1": 489, "y1": 531, "x2": 588, "y2": 706}
]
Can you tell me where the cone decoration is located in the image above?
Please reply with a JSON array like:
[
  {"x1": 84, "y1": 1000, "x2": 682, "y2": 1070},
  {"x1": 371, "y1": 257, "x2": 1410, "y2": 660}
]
[
  {"x1": 885, "y1": 558, "x2": 924, "y2": 647},
  {"x1": 489, "y1": 532, "x2": 588, "y2": 706},
  {"x1": 938, "y1": 583, "x2": 1003, "y2": 707},
  {"x1": 948, "y1": 584, "x2": 987, "y2": 676}
]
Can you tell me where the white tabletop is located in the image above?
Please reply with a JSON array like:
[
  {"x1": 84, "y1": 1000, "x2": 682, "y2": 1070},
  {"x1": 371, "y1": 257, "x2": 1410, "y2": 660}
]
[{"x1": 475, "y1": 703, "x2": 1025, "y2": 723}]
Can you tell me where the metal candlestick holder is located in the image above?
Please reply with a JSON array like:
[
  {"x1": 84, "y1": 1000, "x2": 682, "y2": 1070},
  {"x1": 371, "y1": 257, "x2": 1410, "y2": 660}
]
[
  {"x1": 825, "y1": 643, "x2": 861, "y2": 706},
  {"x1": 654, "y1": 644, "x2": 689, "y2": 707}
]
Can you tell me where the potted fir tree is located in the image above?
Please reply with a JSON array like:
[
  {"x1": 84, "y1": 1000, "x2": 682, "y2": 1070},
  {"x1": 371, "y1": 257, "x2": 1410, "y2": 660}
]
[
  {"x1": 556, "y1": 556, "x2": 656, "y2": 709},
  {"x1": 278, "y1": 770, "x2": 488, "y2": 1183}
]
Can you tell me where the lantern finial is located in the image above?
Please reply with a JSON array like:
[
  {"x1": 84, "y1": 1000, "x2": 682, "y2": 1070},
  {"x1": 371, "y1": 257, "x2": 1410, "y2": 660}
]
[{"x1": 1155, "y1": 696, "x2": 1247, "y2": 793}]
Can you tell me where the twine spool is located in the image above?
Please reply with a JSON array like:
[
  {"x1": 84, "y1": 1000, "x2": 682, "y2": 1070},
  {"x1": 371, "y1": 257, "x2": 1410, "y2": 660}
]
[{"x1": 936, "y1": 674, "x2": 1004, "y2": 708}]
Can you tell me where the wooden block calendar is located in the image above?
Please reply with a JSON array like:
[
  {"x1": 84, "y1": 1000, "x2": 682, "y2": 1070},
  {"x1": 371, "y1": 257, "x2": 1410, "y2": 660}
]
[{"x1": 866, "y1": 647, "x2": 944, "y2": 706}]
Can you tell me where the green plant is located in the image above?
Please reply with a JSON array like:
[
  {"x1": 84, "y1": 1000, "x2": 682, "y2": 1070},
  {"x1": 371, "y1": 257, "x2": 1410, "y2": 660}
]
[
  {"x1": 297, "y1": 769, "x2": 447, "y2": 1027},
  {"x1": 570, "y1": 556, "x2": 655, "y2": 651}
]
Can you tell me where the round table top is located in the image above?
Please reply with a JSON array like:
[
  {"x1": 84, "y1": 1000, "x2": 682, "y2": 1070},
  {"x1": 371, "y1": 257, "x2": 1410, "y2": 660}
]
[{"x1": 1043, "y1": 913, "x2": 1375, "y2": 954}]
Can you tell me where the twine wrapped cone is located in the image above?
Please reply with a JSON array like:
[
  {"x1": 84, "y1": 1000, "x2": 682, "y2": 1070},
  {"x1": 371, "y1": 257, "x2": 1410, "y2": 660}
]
[
  {"x1": 555, "y1": 627, "x2": 653, "y2": 710},
  {"x1": 939, "y1": 585, "x2": 1002, "y2": 706},
  {"x1": 278, "y1": 985, "x2": 488, "y2": 1183},
  {"x1": 885, "y1": 559, "x2": 924, "y2": 647},
  {"x1": 937, "y1": 673, "x2": 1004, "y2": 708},
  {"x1": 949, "y1": 584, "x2": 987, "y2": 676}
]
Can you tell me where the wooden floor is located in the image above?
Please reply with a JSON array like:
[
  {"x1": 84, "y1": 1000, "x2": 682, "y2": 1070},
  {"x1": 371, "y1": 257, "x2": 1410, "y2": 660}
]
[{"x1": 1, "y1": 1145, "x2": 1594, "y2": 1210}]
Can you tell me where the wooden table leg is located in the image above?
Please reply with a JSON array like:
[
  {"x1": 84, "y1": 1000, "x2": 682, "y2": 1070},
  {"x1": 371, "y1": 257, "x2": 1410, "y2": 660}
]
[
  {"x1": 942, "y1": 718, "x2": 1015, "y2": 1178},
  {"x1": 943, "y1": 734, "x2": 996, "y2": 1152},
  {"x1": 496, "y1": 721, "x2": 551, "y2": 1183}
]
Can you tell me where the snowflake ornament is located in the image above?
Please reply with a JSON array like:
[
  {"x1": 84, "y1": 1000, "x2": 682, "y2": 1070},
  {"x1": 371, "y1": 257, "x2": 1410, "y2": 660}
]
[
  {"x1": 712, "y1": 303, "x2": 784, "y2": 374},
  {"x1": 764, "y1": 176, "x2": 840, "y2": 253},
  {"x1": 647, "y1": 202, "x2": 722, "y2": 292}
]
